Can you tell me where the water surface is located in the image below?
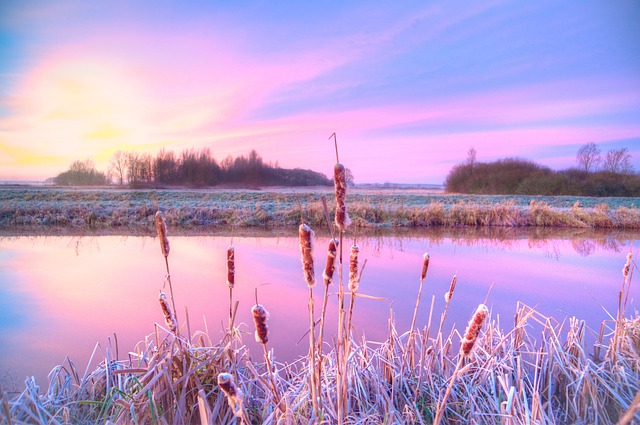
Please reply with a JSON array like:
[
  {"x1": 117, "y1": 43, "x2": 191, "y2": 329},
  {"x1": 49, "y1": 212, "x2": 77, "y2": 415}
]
[{"x1": 0, "y1": 229, "x2": 636, "y2": 391}]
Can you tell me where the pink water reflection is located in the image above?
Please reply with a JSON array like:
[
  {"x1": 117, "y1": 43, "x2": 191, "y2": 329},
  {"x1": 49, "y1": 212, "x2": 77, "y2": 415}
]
[{"x1": 0, "y1": 233, "x2": 636, "y2": 390}]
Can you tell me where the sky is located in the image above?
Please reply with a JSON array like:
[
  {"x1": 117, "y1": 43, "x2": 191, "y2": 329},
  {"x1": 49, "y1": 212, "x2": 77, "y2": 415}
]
[{"x1": 1, "y1": 1, "x2": 639, "y2": 184}]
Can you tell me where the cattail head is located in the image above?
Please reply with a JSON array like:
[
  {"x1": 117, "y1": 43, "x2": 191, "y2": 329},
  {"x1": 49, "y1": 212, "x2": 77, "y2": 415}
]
[
  {"x1": 334, "y1": 163, "x2": 352, "y2": 231},
  {"x1": 349, "y1": 244, "x2": 360, "y2": 293},
  {"x1": 227, "y1": 246, "x2": 235, "y2": 288},
  {"x1": 323, "y1": 238, "x2": 339, "y2": 285},
  {"x1": 460, "y1": 304, "x2": 489, "y2": 357},
  {"x1": 421, "y1": 252, "x2": 430, "y2": 281},
  {"x1": 218, "y1": 373, "x2": 244, "y2": 417},
  {"x1": 252, "y1": 304, "x2": 269, "y2": 344},
  {"x1": 158, "y1": 292, "x2": 177, "y2": 333},
  {"x1": 299, "y1": 223, "x2": 316, "y2": 288},
  {"x1": 444, "y1": 275, "x2": 457, "y2": 303},
  {"x1": 623, "y1": 252, "x2": 633, "y2": 281},
  {"x1": 155, "y1": 211, "x2": 170, "y2": 257}
]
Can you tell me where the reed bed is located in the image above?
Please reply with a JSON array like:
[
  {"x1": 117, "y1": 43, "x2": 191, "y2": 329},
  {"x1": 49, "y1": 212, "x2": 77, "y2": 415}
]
[{"x1": 4, "y1": 158, "x2": 640, "y2": 424}]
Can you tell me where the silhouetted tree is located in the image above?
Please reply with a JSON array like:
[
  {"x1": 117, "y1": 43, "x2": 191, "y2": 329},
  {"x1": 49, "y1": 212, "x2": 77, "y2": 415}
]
[
  {"x1": 55, "y1": 159, "x2": 108, "y2": 186},
  {"x1": 108, "y1": 151, "x2": 127, "y2": 185},
  {"x1": 576, "y1": 142, "x2": 601, "y2": 172},
  {"x1": 603, "y1": 148, "x2": 633, "y2": 174}
]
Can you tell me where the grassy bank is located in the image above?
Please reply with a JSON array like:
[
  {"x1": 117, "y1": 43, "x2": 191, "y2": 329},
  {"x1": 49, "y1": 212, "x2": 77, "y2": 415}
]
[{"x1": 1, "y1": 187, "x2": 639, "y2": 230}]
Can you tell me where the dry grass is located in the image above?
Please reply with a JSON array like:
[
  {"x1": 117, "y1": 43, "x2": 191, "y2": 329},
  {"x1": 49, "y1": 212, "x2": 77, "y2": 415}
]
[{"x1": 2, "y1": 188, "x2": 640, "y2": 230}]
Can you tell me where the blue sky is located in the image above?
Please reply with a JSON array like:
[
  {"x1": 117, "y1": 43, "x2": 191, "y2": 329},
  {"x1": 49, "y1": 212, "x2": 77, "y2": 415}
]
[{"x1": 0, "y1": 0, "x2": 639, "y2": 183}]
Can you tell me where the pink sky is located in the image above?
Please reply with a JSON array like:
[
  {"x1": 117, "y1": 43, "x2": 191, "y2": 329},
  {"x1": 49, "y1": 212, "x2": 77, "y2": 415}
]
[{"x1": 1, "y1": 1, "x2": 639, "y2": 183}]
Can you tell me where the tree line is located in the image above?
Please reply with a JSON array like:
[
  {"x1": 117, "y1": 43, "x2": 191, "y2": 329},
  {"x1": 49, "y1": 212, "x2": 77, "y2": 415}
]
[
  {"x1": 445, "y1": 144, "x2": 639, "y2": 196},
  {"x1": 55, "y1": 148, "x2": 332, "y2": 187}
]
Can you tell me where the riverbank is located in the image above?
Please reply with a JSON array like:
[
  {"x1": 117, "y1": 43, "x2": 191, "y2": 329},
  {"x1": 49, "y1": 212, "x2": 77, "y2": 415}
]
[{"x1": 1, "y1": 186, "x2": 639, "y2": 230}]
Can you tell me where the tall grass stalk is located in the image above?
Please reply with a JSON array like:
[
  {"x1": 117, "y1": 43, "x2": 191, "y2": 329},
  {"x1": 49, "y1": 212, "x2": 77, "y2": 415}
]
[
  {"x1": 299, "y1": 222, "x2": 320, "y2": 417},
  {"x1": 405, "y1": 252, "x2": 429, "y2": 369},
  {"x1": 155, "y1": 211, "x2": 179, "y2": 337},
  {"x1": 433, "y1": 303, "x2": 488, "y2": 425}
]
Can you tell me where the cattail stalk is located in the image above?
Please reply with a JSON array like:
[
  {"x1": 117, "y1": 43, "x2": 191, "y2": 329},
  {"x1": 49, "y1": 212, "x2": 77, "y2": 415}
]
[
  {"x1": 217, "y1": 373, "x2": 249, "y2": 424},
  {"x1": 227, "y1": 245, "x2": 235, "y2": 329},
  {"x1": 299, "y1": 223, "x2": 320, "y2": 416},
  {"x1": 155, "y1": 211, "x2": 179, "y2": 336},
  {"x1": 346, "y1": 244, "x2": 360, "y2": 339},
  {"x1": 613, "y1": 251, "x2": 634, "y2": 364},
  {"x1": 251, "y1": 304, "x2": 283, "y2": 411},
  {"x1": 334, "y1": 163, "x2": 351, "y2": 232},
  {"x1": 434, "y1": 304, "x2": 488, "y2": 425},
  {"x1": 405, "y1": 253, "x2": 430, "y2": 369},
  {"x1": 158, "y1": 292, "x2": 177, "y2": 334},
  {"x1": 318, "y1": 238, "x2": 338, "y2": 354},
  {"x1": 437, "y1": 275, "x2": 457, "y2": 348}
]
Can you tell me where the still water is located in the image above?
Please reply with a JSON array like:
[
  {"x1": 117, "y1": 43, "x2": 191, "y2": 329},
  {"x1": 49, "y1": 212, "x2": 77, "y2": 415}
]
[{"x1": 0, "y1": 229, "x2": 637, "y2": 390}]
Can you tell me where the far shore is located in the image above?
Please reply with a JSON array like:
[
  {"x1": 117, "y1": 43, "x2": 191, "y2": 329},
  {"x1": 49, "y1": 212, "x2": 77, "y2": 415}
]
[{"x1": 1, "y1": 186, "x2": 639, "y2": 231}]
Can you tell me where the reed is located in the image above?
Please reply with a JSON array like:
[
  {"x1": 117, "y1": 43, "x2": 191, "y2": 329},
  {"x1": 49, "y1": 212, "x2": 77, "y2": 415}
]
[
  {"x1": 251, "y1": 302, "x2": 284, "y2": 414},
  {"x1": 217, "y1": 373, "x2": 248, "y2": 423},
  {"x1": 433, "y1": 303, "x2": 489, "y2": 425},
  {"x1": 158, "y1": 291, "x2": 177, "y2": 334},
  {"x1": 226, "y1": 245, "x2": 235, "y2": 329},
  {"x1": 405, "y1": 252, "x2": 429, "y2": 369},
  {"x1": 155, "y1": 210, "x2": 179, "y2": 335},
  {"x1": 318, "y1": 237, "x2": 338, "y2": 355},
  {"x1": 298, "y1": 222, "x2": 320, "y2": 416}
]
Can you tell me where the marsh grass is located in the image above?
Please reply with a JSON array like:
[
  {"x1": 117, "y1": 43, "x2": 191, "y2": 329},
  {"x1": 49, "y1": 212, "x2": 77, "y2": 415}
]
[{"x1": 3, "y1": 188, "x2": 640, "y2": 230}]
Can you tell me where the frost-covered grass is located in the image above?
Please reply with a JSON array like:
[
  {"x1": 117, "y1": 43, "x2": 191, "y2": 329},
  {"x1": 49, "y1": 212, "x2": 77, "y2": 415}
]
[{"x1": 1, "y1": 187, "x2": 639, "y2": 230}]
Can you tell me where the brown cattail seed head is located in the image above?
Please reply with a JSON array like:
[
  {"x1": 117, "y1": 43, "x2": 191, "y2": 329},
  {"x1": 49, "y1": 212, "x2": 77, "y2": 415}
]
[
  {"x1": 334, "y1": 163, "x2": 352, "y2": 231},
  {"x1": 158, "y1": 292, "x2": 177, "y2": 333},
  {"x1": 623, "y1": 252, "x2": 632, "y2": 281},
  {"x1": 218, "y1": 373, "x2": 244, "y2": 417},
  {"x1": 421, "y1": 253, "x2": 430, "y2": 281},
  {"x1": 155, "y1": 211, "x2": 170, "y2": 257},
  {"x1": 299, "y1": 223, "x2": 316, "y2": 288},
  {"x1": 323, "y1": 238, "x2": 339, "y2": 285},
  {"x1": 460, "y1": 304, "x2": 489, "y2": 357},
  {"x1": 349, "y1": 244, "x2": 360, "y2": 293},
  {"x1": 252, "y1": 304, "x2": 269, "y2": 344},
  {"x1": 444, "y1": 275, "x2": 457, "y2": 302},
  {"x1": 227, "y1": 246, "x2": 235, "y2": 288}
]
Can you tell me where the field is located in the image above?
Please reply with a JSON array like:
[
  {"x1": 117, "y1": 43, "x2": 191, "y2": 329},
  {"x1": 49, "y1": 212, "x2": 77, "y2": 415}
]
[
  {"x1": 1, "y1": 186, "x2": 639, "y2": 231},
  {"x1": 2, "y1": 181, "x2": 640, "y2": 424}
]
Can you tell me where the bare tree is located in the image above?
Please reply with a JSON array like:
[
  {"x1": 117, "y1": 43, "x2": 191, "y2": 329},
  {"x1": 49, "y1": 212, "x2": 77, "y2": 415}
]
[
  {"x1": 576, "y1": 142, "x2": 601, "y2": 172},
  {"x1": 466, "y1": 147, "x2": 477, "y2": 167},
  {"x1": 603, "y1": 147, "x2": 633, "y2": 174},
  {"x1": 108, "y1": 151, "x2": 127, "y2": 185}
]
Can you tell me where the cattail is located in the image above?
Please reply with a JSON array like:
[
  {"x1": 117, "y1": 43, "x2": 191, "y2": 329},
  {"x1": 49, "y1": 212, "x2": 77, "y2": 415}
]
[
  {"x1": 155, "y1": 211, "x2": 170, "y2": 257},
  {"x1": 227, "y1": 246, "x2": 235, "y2": 288},
  {"x1": 218, "y1": 373, "x2": 244, "y2": 417},
  {"x1": 334, "y1": 163, "x2": 352, "y2": 231},
  {"x1": 623, "y1": 252, "x2": 633, "y2": 281},
  {"x1": 444, "y1": 275, "x2": 457, "y2": 302},
  {"x1": 460, "y1": 304, "x2": 488, "y2": 357},
  {"x1": 252, "y1": 304, "x2": 269, "y2": 344},
  {"x1": 299, "y1": 223, "x2": 316, "y2": 288},
  {"x1": 323, "y1": 238, "x2": 339, "y2": 285},
  {"x1": 421, "y1": 252, "x2": 430, "y2": 280},
  {"x1": 349, "y1": 244, "x2": 360, "y2": 293},
  {"x1": 158, "y1": 292, "x2": 177, "y2": 332}
]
